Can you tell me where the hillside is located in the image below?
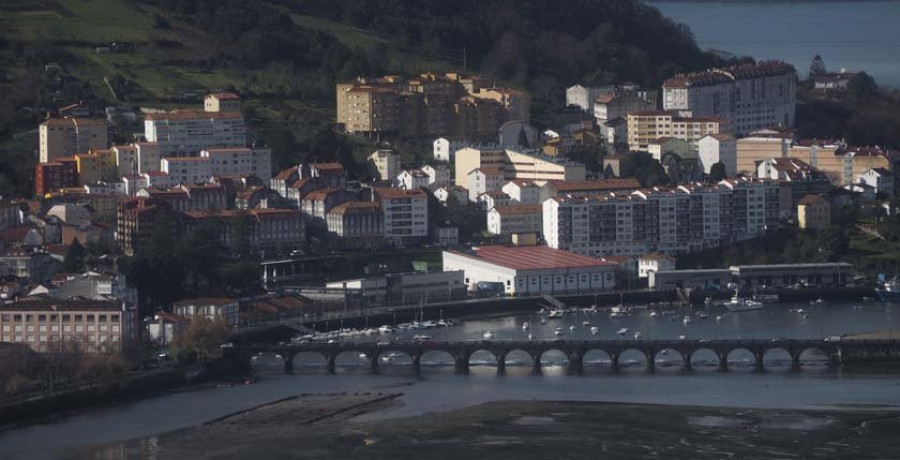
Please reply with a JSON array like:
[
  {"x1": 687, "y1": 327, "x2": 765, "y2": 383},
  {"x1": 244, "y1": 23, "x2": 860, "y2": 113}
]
[{"x1": 0, "y1": 0, "x2": 717, "y2": 197}]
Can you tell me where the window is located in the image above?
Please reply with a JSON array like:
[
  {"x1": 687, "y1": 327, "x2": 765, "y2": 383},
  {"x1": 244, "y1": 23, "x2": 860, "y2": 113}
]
[
  {"x1": 63, "y1": 315, "x2": 71, "y2": 322},
  {"x1": 38, "y1": 314, "x2": 47, "y2": 322},
  {"x1": 87, "y1": 315, "x2": 95, "y2": 322},
  {"x1": 75, "y1": 315, "x2": 83, "y2": 322}
]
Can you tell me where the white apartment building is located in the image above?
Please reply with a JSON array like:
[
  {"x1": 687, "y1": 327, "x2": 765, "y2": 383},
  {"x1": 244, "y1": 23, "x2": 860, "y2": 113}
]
[
  {"x1": 374, "y1": 188, "x2": 429, "y2": 240},
  {"x1": 433, "y1": 138, "x2": 467, "y2": 163},
  {"x1": 477, "y1": 191, "x2": 512, "y2": 211},
  {"x1": 543, "y1": 180, "x2": 778, "y2": 258},
  {"x1": 467, "y1": 167, "x2": 505, "y2": 202},
  {"x1": 593, "y1": 89, "x2": 657, "y2": 124},
  {"x1": 326, "y1": 201, "x2": 383, "y2": 240},
  {"x1": 161, "y1": 157, "x2": 212, "y2": 184},
  {"x1": 434, "y1": 185, "x2": 468, "y2": 206},
  {"x1": 566, "y1": 84, "x2": 614, "y2": 113},
  {"x1": 487, "y1": 205, "x2": 543, "y2": 236},
  {"x1": 698, "y1": 134, "x2": 737, "y2": 175},
  {"x1": 501, "y1": 180, "x2": 542, "y2": 205},
  {"x1": 858, "y1": 168, "x2": 894, "y2": 196},
  {"x1": 368, "y1": 149, "x2": 401, "y2": 181},
  {"x1": 638, "y1": 253, "x2": 677, "y2": 279},
  {"x1": 662, "y1": 60, "x2": 797, "y2": 135},
  {"x1": 200, "y1": 147, "x2": 272, "y2": 180},
  {"x1": 144, "y1": 110, "x2": 246, "y2": 156},
  {"x1": 135, "y1": 142, "x2": 163, "y2": 174},
  {"x1": 421, "y1": 164, "x2": 450, "y2": 187},
  {"x1": 396, "y1": 169, "x2": 431, "y2": 190}
]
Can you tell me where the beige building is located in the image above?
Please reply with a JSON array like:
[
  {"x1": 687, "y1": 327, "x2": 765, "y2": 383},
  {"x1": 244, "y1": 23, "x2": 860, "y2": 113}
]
[
  {"x1": 0, "y1": 299, "x2": 137, "y2": 353},
  {"x1": 735, "y1": 134, "x2": 792, "y2": 174},
  {"x1": 454, "y1": 146, "x2": 586, "y2": 192},
  {"x1": 626, "y1": 111, "x2": 722, "y2": 151},
  {"x1": 39, "y1": 118, "x2": 109, "y2": 163},
  {"x1": 173, "y1": 298, "x2": 240, "y2": 328},
  {"x1": 487, "y1": 205, "x2": 543, "y2": 236},
  {"x1": 204, "y1": 92, "x2": 241, "y2": 113},
  {"x1": 472, "y1": 87, "x2": 531, "y2": 122},
  {"x1": 326, "y1": 201, "x2": 383, "y2": 243},
  {"x1": 797, "y1": 194, "x2": 830, "y2": 230}
]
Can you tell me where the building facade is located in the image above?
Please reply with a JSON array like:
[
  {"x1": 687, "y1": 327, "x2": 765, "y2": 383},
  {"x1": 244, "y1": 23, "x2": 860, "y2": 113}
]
[
  {"x1": 0, "y1": 300, "x2": 137, "y2": 353},
  {"x1": 39, "y1": 118, "x2": 108, "y2": 163},
  {"x1": 144, "y1": 111, "x2": 246, "y2": 156}
]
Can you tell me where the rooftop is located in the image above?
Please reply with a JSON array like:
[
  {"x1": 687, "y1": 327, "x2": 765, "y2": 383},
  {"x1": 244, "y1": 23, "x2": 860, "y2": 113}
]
[
  {"x1": 663, "y1": 61, "x2": 796, "y2": 88},
  {"x1": 173, "y1": 297, "x2": 236, "y2": 307},
  {"x1": 493, "y1": 205, "x2": 543, "y2": 215},
  {"x1": 1, "y1": 299, "x2": 121, "y2": 312},
  {"x1": 449, "y1": 245, "x2": 616, "y2": 271},
  {"x1": 145, "y1": 110, "x2": 242, "y2": 121}
]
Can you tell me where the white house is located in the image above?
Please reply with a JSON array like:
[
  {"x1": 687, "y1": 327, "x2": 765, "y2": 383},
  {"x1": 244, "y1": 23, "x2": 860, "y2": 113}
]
[
  {"x1": 487, "y1": 205, "x2": 543, "y2": 236},
  {"x1": 433, "y1": 138, "x2": 466, "y2": 163},
  {"x1": 638, "y1": 253, "x2": 677, "y2": 279},
  {"x1": 467, "y1": 167, "x2": 505, "y2": 202},
  {"x1": 502, "y1": 179, "x2": 542, "y2": 205},
  {"x1": 435, "y1": 186, "x2": 468, "y2": 206},
  {"x1": 698, "y1": 134, "x2": 737, "y2": 176},
  {"x1": 858, "y1": 168, "x2": 894, "y2": 197},
  {"x1": 477, "y1": 190, "x2": 512, "y2": 211},
  {"x1": 396, "y1": 169, "x2": 431, "y2": 190},
  {"x1": 421, "y1": 164, "x2": 450, "y2": 187}
]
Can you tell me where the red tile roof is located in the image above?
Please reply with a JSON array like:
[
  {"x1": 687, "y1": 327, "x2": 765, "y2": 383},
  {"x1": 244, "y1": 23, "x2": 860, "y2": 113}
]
[
  {"x1": 493, "y1": 205, "x2": 543, "y2": 215},
  {"x1": 449, "y1": 245, "x2": 616, "y2": 271}
]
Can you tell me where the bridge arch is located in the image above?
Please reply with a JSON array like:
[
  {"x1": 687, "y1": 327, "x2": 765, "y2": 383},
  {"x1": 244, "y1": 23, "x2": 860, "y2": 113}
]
[
  {"x1": 798, "y1": 347, "x2": 830, "y2": 368},
  {"x1": 467, "y1": 349, "x2": 499, "y2": 375},
  {"x1": 582, "y1": 349, "x2": 613, "y2": 372},
  {"x1": 762, "y1": 347, "x2": 793, "y2": 370},
  {"x1": 653, "y1": 348, "x2": 686, "y2": 371},
  {"x1": 617, "y1": 349, "x2": 648, "y2": 372},
  {"x1": 420, "y1": 350, "x2": 455, "y2": 373},
  {"x1": 334, "y1": 350, "x2": 372, "y2": 373},
  {"x1": 538, "y1": 349, "x2": 569, "y2": 375},
  {"x1": 503, "y1": 349, "x2": 536, "y2": 375},
  {"x1": 726, "y1": 347, "x2": 760, "y2": 371},
  {"x1": 375, "y1": 350, "x2": 415, "y2": 375},
  {"x1": 689, "y1": 348, "x2": 720, "y2": 371},
  {"x1": 290, "y1": 351, "x2": 328, "y2": 373}
]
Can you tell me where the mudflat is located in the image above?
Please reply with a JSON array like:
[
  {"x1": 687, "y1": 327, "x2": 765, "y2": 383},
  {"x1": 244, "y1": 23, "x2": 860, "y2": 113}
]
[{"x1": 72, "y1": 395, "x2": 900, "y2": 459}]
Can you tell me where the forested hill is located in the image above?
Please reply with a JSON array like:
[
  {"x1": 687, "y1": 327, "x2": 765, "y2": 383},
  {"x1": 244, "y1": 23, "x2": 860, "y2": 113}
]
[{"x1": 288, "y1": 0, "x2": 716, "y2": 94}]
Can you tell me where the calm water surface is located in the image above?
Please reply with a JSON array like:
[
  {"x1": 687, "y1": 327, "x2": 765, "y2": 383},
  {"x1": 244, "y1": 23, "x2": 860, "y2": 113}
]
[
  {"x1": 2, "y1": 300, "x2": 900, "y2": 459},
  {"x1": 649, "y1": 1, "x2": 900, "y2": 87}
]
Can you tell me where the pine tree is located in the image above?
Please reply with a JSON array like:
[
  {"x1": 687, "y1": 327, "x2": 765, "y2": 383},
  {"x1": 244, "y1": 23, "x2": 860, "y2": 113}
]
[
  {"x1": 709, "y1": 162, "x2": 727, "y2": 182},
  {"x1": 63, "y1": 238, "x2": 86, "y2": 273},
  {"x1": 809, "y1": 54, "x2": 827, "y2": 77}
]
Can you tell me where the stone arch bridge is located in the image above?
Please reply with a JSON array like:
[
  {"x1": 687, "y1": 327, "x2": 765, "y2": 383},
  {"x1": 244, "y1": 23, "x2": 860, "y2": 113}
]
[{"x1": 225, "y1": 339, "x2": 900, "y2": 376}]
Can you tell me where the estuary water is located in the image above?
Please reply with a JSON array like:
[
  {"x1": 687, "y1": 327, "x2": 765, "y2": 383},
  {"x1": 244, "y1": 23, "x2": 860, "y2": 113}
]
[
  {"x1": 2, "y1": 300, "x2": 899, "y2": 459},
  {"x1": 649, "y1": 1, "x2": 900, "y2": 87}
]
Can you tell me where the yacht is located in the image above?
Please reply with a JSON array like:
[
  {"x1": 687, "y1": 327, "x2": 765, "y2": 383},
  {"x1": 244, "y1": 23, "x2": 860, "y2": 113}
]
[
  {"x1": 634, "y1": 331, "x2": 642, "y2": 339},
  {"x1": 698, "y1": 311, "x2": 710, "y2": 320},
  {"x1": 617, "y1": 328, "x2": 628, "y2": 336},
  {"x1": 683, "y1": 316, "x2": 692, "y2": 324},
  {"x1": 413, "y1": 334, "x2": 431, "y2": 341},
  {"x1": 554, "y1": 328, "x2": 564, "y2": 336},
  {"x1": 649, "y1": 311, "x2": 658, "y2": 318},
  {"x1": 715, "y1": 315, "x2": 723, "y2": 322},
  {"x1": 752, "y1": 293, "x2": 781, "y2": 304},
  {"x1": 378, "y1": 325, "x2": 393, "y2": 334},
  {"x1": 590, "y1": 326, "x2": 599, "y2": 335},
  {"x1": 547, "y1": 309, "x2": 565, "y2": 319},
  {"x1": 522, "y1": 322, "x2": 530, "y2": 331},
  {"x1": 483, "y1": 331, "x2": 494, "y2": 341},
  {"x1": 723, "y1": 294, "x2": 764, "y2": 312},
  {"x1": 582, "y1": 321, "x2": 591, "y2": 326}
]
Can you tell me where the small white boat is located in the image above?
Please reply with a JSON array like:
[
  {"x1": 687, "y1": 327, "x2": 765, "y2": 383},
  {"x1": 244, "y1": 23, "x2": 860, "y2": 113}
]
[
  {"x1": 547, "y1": 309, "x2": 564, "y2": 319},
  {"x1": 569, "y1": 325, "x2": 577, "y2": 331},
  {"x1": 483, "y1": 331, "x2": 494, "y2": 341},
  {"x1": 358, "y1": 353, "x2": 367, "y2": 359},
  {"x1": 715, "y1": 315, "x2": 723, "y2": 322},
  {"x1": 649, "y1": 311, "x2": 658, "y2": 318},
  {"x1": 582, "y1": 321, "x2": 591, "y2": 326},
  {"x1": 522, "y1": 322, "x2": 530, "y2": 331},
  {"x1": 679, "y1": 335, "x2": 686, "y2": 340},
  {"x1": 413, "y1": 335, "x2": 431, "y2": 341},
  {"x1": 683, "y1": 316, "x2": 692, "y2": 324},
  {"x1": 698, "y1": 311, "x2": 709, "y2": 319},
  {"x1": 796, "y1": 308, "x2": 805, "y2": 314},
  {"x1": 382, "y1": 352, "x2": 404, "y2": 362},
  {"x1": 378, "y1": 326, "x2": 393, "y2": 334},
  {"x1": 704, "y1": 297, "x2": 712, "y2": 307},
  {"x1": 554, "y1": 329, "x2": 564, "y2": 337},
  {"x1": 634, "y1": 331, "x2": 642, "y2": 339},
  {"x1": 661, "y1": 349, "x2": 668, "y2": 356},
  {"x1": 617, "y1": 328, "x2": 628, "y2": 335},
  {"x1": 528, "y1": 333, "x2": 533, "y2": 340},
  {"x1": 590, "y1": 326, "x2": 599, "y2": 335}
]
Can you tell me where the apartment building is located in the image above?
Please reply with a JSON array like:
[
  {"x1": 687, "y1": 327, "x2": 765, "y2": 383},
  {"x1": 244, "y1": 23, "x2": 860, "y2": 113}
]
[
  {"x1": 593, "y1": 89, "x2": 658, "y2": 124},
  {"x1": 434, "y1": 185, "x2": 468, "y2": 206},
  {"x1": 538, "y1": 178, "x2": 641, "y2": 202},
  {"x1": 336, "y1": 73, "x2": 527, "y2": 140},
  {"x1": 74, "y1": 150, "x2": 118, "y2": 184},
  {"x1": 368, "y1": 149, "x2": 401, "y2": 182},
  {"x1": 842, "y1": 147, "x2": 892, "y2": 186},
  {"x1": 420, "y1": 165, "x2": 449, "y2": 187},
  {"x1": 454, "y1": 146, "x2": 586, "y2": 193},
  {"x1": 35, "y1": 158, "x2": 79, "y2": 197},
  {"x1": 396, "y1": 169, "x2": 431, "y2": 190},
  {"x1": 858, "y1": 168, "x2": 893, "y2": 196},
  {"x1": 144, "y1": 111, "x2": 246, "y2": 155},
  {"x1": 200, "y1": 147, "x2": 272, "y2": 180},
  {"x1": 756, "y1": 157, "x2": 830, "y2": 215},
  {"x1": 501, "y1": 180, "x2": 542, "y2": 205},
  {"x1": 543, "y1": 179, "x2": 778, "y2": 258},
  {"x1": 161, "y1": 157, "x2": 212, "y2": 184},
  {"x1": 797, "y1": 195, "x2": 831, "y2": 230},
  {"x1": 300, "y1": 188, "x2": 350, "y2": 225},
  {"x1": 697, "y1": 134, "x2": 737, "y2": 175},
  {"x1": 487, "y1": 205, "x2": 543, "y2": 236},
  {"x1": 326, "y1": 201, "x2": 383, "y2": 246},
  {"x1": 662, "y1": 60, "x2": 796, "y2": 134},
  {"x1": 204, "y1": 92, "x2": 241, "y2": 113},
  {"x1": 477, "y1": 190, "x2": 512, "y2": 211},
  {"x1": 0, "y1": 299, "x2": 137, "y2": 353},
  {"x1": 173, "y1": 298, "x2": 239, "y2": 328},
  {"x1": 39, "y1": 118, "x2": 108, "y2": 163},
  {"x1": 467, "y1": 167, "x2": 506, "y2": 202},
  {"x1": 181, "y1": 208, "x2": 305, "y2": 256},
  {"x1": 374, "y1": 187, "x2": 428, "y2": 241},
  {"x1": 626, "y1": 111, "x2": 723, "y2": 151},
  {"x1": 433, "y1": 137, "x2": 467, "y2": 163}
]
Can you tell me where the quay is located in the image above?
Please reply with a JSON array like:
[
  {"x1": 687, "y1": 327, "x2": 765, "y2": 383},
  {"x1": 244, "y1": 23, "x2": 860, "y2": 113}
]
[{"x1": 224, "y1": 338, "x2": 900, "y2": 376}]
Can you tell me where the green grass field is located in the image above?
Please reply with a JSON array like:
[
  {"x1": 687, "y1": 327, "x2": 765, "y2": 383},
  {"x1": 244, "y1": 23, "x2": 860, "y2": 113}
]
[{"x1": 0, "y1": 0, "x2": 155, "y2": 42}]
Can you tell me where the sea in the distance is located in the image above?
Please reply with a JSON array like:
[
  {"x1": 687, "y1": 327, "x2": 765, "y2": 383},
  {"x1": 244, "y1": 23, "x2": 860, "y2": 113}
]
[{"x1": 648, "y1": 1, "x2": 900, "y2": 88}]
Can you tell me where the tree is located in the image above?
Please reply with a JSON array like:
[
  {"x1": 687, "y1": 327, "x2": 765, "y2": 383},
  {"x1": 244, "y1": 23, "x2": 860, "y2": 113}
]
[
  {"x1": 63, "y1": 238, "x2": 86, "y2": 273},
  {"x1": 847, "y1": 72, "x2": 878, "y2": 100},
  {"x1": 621, "y1": 151, "x2": 670, "y2": 187},
  {"x1": 809, "y1": 54, "x2": 827, "y2": 77},
  {"x1": 171, "y1": 316, "x2": 231, "y2": 361},
  {"x1": 709, "y1": 162, "x2": 727, "y2": 182}
]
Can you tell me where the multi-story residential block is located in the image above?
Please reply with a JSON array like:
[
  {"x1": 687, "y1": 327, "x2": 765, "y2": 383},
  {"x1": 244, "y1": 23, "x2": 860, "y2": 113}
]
[
  {"x1": 662, "y1": 60, "x2": 797, "y2": 134},
  {"x1": 137, "y1": 183, "x2": 226, "y2": 212},
  {"x1": 592, "y1": 89, "x2": 658, "y2": 124},
  {"x1": 841, "y1": 147, "x2": 892, "y2": 186},
  {"x1": 487, "y1": 205, "x2": 543, "y2": 236},
  {"x1": 35, "y1": 158, "x2": 79, "y2": 197},
  {"x1": 326, "y1": 201, "x2": 383, "y2": 246},
  {"x1": 433, "y1": 223, "x2": 459, "y2": 247},
  {"x1": 501, "y1": 180, "x2": 542, "y2": 205},
  {"x1": 374, "y1": 187, "x2": 428, "y2": 241},
  {"x1": 300, "y1": 188, "x2": 350, "y2": 225},
  {"x1": 857, "y1": 168, "x2": 893, "y2": 196},
  {"x1": 200, "y1": 147, "x2": 272, "y2": 180},
  {"x1": 161, "y1": 157, "x2": 212, "y2": 184},
  {"x1": 368, "y1": 149, "x2": 401, "y2": 182},
  {"x1": 736, "y1": 132, "x2": 793, "y2": 174},
  {"x1": 116, "y1": 198, "x2": 170, "y2": 254},
  {"x1": 396, "y1": 169, "x2": 431, "y2": 191},
  {"x1": 182, "y1": 208, "x2": 305, "y2": 256},
  {"x1": 39, "y1": 118, "x2": 108, "y2": 163},
  {"x1": 300, "y1": 162, "x2": 345, "y2": 189},
  {"x1": 626, "y1": 111, "x2": 723, "y2": 151},
  {"x1": 144, "y1": 110, "x2": 246, "y2": 156},
  {"x1": 0, "y1": 299, "x2": 137, "y2": 353},
  {"x1": 566, "y1": 84, "x2": 616, "y2": 113},
  {"x1": 135, "y1": 142, "x2": 163, "y2": 174},
  {"x1": 112, "y1": 144, "x2": 137, "y2": 177},
  {"x1": 697, "y1": 134, "x2": 737, "y2": 175},
  {"x1": 173, "y1": 298, "x2": 239, "y2": 328},
  {"x1": 467, "y1": 167, "x2": 505, "y2": 202},
  {"x1": 797, "y1": 195, "x2": 831, "y2": 230},
  {"x1": 74, "y1": 150, "x2": 118, "y2": 185},
  {"x1": 543, "y1": 179, "x2": 778, "y2": 258},
  {"x1": 337, "y1": 73, "x2": 528, "y2": 140},
  {"x1": 204, "y1": 92, "x2": 241, "y2": 113},
  {"x1": 433, "y1": 137, "x2": 467, "y2": 163},
  {"x1": 454, "y1": 146, "x2": 586, "y2": 194},
  {"x1": 235, "y1": 186, "x2": 281, "y2": 210},
  {"x1": 538, "y1": 178, "x2": 641, "y2": 202}
]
